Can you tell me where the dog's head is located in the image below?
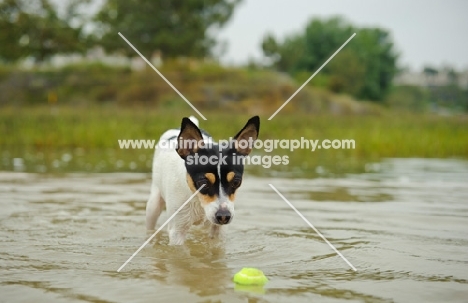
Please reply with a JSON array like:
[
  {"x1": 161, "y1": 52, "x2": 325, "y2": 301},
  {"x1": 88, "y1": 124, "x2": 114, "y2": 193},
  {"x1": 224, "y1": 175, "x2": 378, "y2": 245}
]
[{"x1": 176, "y1": 116, "x2": 260, "y2": 225}]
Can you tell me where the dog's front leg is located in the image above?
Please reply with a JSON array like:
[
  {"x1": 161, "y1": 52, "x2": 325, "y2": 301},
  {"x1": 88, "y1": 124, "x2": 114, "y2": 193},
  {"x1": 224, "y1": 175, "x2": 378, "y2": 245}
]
[
  {"x1": 209, "y1": 224, "x2": 226, "y2": 240},
  {"x1": 209, "y1": 224, "x2": 220, "y2": 239},
  {"x1": 168, "y1": 228, "x2": 188, "y2": 245},
  {"x1": 167, "y1": 214, "x2": 191, "y2": 245}
]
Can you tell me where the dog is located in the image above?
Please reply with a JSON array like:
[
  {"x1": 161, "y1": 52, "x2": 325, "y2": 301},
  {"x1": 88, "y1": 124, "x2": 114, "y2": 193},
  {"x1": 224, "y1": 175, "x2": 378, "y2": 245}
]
[{"x1": 146, "y1": 115, "x2": 260, "y2": 245}]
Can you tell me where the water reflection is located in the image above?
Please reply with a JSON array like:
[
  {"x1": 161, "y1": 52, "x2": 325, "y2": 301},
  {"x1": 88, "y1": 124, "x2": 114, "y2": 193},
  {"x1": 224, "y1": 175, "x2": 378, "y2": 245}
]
[{"x1": 148, "y1": 233, "x2": 231, "y2": 298}]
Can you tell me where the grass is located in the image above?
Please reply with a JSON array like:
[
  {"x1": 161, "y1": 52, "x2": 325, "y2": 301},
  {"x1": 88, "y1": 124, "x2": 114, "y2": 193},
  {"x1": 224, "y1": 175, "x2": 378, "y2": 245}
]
[
  {"x1": 0, "y1": 62, "x2": 381, "y2": 116},
  {"x1": 1, "y1": 105, "x2": 467, "y2": 177}
]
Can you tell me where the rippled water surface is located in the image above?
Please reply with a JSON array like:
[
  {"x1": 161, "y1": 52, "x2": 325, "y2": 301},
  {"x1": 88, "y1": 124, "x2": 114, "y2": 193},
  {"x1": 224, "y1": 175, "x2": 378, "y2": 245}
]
[{"x1": 1, "y1": 158, "x2": 468, "y2": 302}]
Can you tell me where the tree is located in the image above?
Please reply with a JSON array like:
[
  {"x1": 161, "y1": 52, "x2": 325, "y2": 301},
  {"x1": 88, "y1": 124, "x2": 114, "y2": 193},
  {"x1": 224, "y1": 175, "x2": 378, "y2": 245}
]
[
  {"x1": 327, "y1": 49, "x2": 365, "y2": 95},
  {"x1": 262, "y1": 17, "x2": 398, "y2": 101},
  {"x1": 423, "y1": 66, "x2": 438, "y2": 77},
  {"x1": 0, "y1": 0, "x2": 88, "y2": 62},
  {"x1": 94, "y1": 0, "x2": 241, "y2": 59}
]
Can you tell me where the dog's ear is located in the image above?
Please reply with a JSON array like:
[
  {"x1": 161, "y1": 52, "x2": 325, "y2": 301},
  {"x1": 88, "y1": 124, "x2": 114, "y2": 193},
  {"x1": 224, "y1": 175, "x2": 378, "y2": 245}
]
[
  {"x1": 177, "y1": 117, "x2": 204, "y2": 159},
  {"x1": 233, "y1": 116, "x2": 260, "y2": 155}
]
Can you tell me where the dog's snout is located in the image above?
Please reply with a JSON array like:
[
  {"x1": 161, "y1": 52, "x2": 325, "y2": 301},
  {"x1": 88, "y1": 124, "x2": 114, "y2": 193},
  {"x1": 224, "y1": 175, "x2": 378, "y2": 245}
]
[{"x1": 215, "y1": 209, "x2": 231, "y2": 225}]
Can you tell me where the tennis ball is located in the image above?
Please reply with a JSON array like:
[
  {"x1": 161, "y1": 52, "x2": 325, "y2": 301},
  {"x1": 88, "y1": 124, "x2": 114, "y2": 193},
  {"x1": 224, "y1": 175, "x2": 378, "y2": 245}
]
[{"x1": 233, "y1": 267, "x2": 268, "y2": 286}]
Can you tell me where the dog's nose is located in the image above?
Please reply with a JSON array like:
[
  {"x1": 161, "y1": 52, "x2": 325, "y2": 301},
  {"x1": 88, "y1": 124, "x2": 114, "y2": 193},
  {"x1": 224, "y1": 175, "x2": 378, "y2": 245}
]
[{"x1": 215, "y1": 209, "x2": 231, "y2": 225}]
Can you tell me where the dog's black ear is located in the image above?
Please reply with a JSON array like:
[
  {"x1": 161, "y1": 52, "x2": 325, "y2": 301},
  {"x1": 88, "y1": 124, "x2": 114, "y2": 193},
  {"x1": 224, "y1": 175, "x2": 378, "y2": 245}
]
[
  {"x1": 177, "y1": 117, "x2": 204, "y2": 159},
  {"x1": 233, "y1": 116, "x2": 260, "y2": 155}
]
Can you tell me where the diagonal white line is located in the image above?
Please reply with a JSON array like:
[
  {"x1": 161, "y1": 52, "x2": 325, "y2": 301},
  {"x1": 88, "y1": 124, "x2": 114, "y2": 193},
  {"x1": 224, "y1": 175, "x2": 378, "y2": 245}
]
[
  {"x1": 118, "y1": 32, "x2": 207, "y2": 121},
  {"x1": 117, "y1": 185, "x2": 205, "y2": 272},
  {"x1": 269, "y1": 184, "x2": 357, "y2": 271},
  {"x1": 268, "y1": 33, "x2": 356, "y2": 120}
]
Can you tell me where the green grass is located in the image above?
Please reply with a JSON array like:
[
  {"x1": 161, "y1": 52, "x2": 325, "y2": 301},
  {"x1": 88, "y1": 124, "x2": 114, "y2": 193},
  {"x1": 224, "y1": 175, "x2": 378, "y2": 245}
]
[{"x1": 1, "y1": 105, "x2": 467, "y2": 176}]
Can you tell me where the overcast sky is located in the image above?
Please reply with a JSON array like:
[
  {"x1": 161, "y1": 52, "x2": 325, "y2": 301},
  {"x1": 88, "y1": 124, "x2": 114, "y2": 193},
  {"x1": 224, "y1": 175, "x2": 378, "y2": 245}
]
[{"x1": 216, "y1": 0, "x2": 468, "y2": 71}]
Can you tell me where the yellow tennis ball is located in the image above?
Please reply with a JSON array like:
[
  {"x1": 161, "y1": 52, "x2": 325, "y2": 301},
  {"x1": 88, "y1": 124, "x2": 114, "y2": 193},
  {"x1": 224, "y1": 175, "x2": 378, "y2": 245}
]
[{"x1": 233, "y1": 267, "x2": 268, "y2": 286}]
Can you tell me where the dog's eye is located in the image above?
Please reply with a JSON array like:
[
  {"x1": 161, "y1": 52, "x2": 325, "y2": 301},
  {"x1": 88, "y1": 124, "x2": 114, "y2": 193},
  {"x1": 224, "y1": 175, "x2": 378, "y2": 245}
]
[
  {"x1": 196, "y1": 179, "x2": 210, "y2": 189},
  {"x1": 231, "y1": 178, "x2": 242, "y2": 189}
]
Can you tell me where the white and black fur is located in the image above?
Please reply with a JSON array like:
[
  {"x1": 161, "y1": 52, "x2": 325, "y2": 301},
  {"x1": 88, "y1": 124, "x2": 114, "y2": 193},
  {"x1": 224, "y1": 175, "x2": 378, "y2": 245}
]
[{"x1": 146, "y1": 116, "x2": 260, "y2": 245}]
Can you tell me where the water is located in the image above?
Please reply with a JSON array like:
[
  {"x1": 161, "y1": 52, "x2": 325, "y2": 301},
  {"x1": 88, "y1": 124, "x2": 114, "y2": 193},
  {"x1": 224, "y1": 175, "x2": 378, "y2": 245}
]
[{"x1": 1, "y1": 158, "x2": 467, "y2": 302}]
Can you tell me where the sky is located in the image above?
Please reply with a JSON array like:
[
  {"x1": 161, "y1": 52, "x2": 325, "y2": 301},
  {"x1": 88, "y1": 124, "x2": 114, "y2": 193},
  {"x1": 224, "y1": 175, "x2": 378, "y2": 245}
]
[{"x1": 216, "y1": 0, "x2": 468, "y2": 71}]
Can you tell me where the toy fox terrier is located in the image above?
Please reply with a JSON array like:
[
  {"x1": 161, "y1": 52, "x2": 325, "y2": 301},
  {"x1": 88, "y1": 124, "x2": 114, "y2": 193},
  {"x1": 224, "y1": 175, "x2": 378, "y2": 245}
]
[{"x1": 146, "y1": 116, "x2": 260, "y2": 245}]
